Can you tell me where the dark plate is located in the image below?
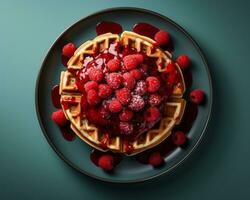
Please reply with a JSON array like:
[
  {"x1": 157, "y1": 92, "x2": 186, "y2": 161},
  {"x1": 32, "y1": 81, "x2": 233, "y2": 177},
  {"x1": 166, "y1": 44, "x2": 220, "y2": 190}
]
[{"x1": 35, "y1": 7, "x2": 212, "y2": 183}]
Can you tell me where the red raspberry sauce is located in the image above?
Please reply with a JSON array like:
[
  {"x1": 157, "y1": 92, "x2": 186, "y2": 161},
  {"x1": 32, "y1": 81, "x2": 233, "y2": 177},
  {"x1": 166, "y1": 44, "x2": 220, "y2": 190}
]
[
  {"x1": 96, "y1": 21, "x2": 123, "y2": 35},
  {"x1": 51, "y1": 85, "x2": 61, "y2": 108}
]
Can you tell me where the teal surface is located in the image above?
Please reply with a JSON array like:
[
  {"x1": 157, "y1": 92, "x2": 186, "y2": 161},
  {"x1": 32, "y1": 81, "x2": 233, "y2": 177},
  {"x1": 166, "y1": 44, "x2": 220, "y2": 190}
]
[{"x1": 1, "y1": 0, "x2": 250, "y2": 199}]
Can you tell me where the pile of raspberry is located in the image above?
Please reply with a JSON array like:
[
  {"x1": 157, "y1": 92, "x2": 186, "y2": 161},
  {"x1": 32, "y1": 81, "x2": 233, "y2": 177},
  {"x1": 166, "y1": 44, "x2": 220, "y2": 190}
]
[{"x1": 75, "y1": 49, "x2": 168, "y2": 137}]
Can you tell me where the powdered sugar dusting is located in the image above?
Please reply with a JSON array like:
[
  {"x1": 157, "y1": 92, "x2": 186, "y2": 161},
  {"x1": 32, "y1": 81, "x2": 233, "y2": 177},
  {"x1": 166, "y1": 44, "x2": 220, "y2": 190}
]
[
  {"x1": 108, "y1": 43, "x2": 118, "y2": 56},
  {"x1": 128, "y1": 95, "x2": 145, "y2": 111},
  {"x1": 83, "y1": 56, "x2": 93, "y2": 67}
]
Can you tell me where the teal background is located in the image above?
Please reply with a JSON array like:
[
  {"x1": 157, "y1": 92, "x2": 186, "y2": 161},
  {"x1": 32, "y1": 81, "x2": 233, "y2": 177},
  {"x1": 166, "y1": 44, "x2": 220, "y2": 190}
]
[{"x1": 1, "y1": 0, "x2": 249, "y2": 199}]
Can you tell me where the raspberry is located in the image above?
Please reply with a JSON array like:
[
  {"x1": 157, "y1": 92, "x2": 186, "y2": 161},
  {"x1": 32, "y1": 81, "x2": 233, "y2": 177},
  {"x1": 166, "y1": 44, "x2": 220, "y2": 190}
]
[
  {"x1": 134, "y1": 80, "x2": 147, "y2": 95},
  {"x1": 86, "y1": 108, "x2": 98, "y2": 122},
  {"x1": 76, "y1": 70, "x2": 90, "y2": 92},
  {"x1": 87, "y1": 89, "x2": 101, "y2": 105},
  {"x1": 160, "y1": 72, "x2": 168, "y2": 82},
  {"x1": 89, "y1": 68, "x2": 103, "y2": 82},
  {"x1": 86, "y1": 107, "x2": 110, "y2": 126},
  {"x1": 107, "y1": 58, "x2": 121, "y2": 72},
  {"x1": 165, "y1": 62, "x2": 176, "y2": 73},
  {"x1": 98, "y1": 84, "x2": 112, "y2": 99},
  {"x1": 119, "y1": 109, "x2": 134, "y2": 122},
  {"x1": 128, "y1": 95, "x2": 145, "y2": 111},
  {"x1": 148, "y1": 152, "x2": 163, "y2": 167},
  {"x1": 149, "y1": 94, "x2": 162, "y2": 106},
  {"x1": 51, "y1": 110, "x2": 68, "y2": 126},
  {"x1": 86, "y1": 108, "x2": 109, "y2": 125},
  {"x1": 132, "y1": 54, "x2": 144, "y2": 64},
  {"x1": 84, "y1": 81, "x2": 98, "y2": 92},
  {"x1": 189, "y1": 89, "x2": 205, "y2": 104},
  {"x1": 62, "y1": 43, "x2": 76, "y2": 58},
  {"x1": 116, "y1": 88, "x2": 131, "y2": 105},
  {"x1": 106, "y1": 73, "x2": 123, "y2": 89},
  {"x1": 119, "y1": 122, "x2": 134, "y2": 135},
  {"x1": 122, "y1": 72, "x2": 136, "y2": 90},
  {"x1": 98, "y1": 154, "x2": 114, "y2": 171},
  {"x1": 154, "y1": 30, "x2": 170, "y2": 46},
  {"x1": 123, "y1": 55, "x2": 138, "y2": 70},
  {"x1": 176, "y1": 54, "x2": 190, "y2": 69},
  {"x1": 166, "y1": 73, "x2": 176, "y2": 86},
  {"x1": 130, "y1": 69, "x2": 142, "y2": 80},
  {"x1": 108, "y1": 99, "x2": 122, "y2": 113},
  {"x1": 144, "y1": 107, "x2": 160, "y2": 122},
  {"x1": 172, "y1": 131, "x2": 186, "y2": 146},
  {"x1": 98, "y1": 105, "x2": 110, "y2": 119},
  {"x1": 146, "y1": 76, "x2": 160, "y2": 93}
]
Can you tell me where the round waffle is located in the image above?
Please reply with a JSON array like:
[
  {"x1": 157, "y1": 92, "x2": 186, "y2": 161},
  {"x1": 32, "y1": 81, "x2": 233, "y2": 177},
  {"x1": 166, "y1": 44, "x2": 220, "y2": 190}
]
[{"x1": 59, "y1": 31, "x2": 186, "y2": 155}]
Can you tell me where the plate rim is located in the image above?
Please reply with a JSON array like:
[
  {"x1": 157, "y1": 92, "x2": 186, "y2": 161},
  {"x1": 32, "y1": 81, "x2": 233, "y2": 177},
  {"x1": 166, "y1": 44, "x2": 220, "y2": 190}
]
[{"x1": 35, "y1": 7, "x2": 213, "y2": 183}]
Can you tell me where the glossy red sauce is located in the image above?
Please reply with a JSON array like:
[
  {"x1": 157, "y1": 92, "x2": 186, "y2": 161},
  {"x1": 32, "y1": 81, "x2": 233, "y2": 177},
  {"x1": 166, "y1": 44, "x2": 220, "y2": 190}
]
[
  {"x1": 96, "y1": 21, "x2": 123, "y2": 35},
  {"x1": 61, "y1": 97, "x2": 76, "y2": 110},
  {"x1": 59, "y1": 124, "x2": 76, "y2": 141},
  {"x1": 61, "y1": 55, "x2": 69, "y2": 67},
  {"x1": 100, "y1": 133, "x2": 109, "y2": 149},
  {"x1": 132, "y1": 22, "x2": 159, "y2": 39},
  {"x1": 124, "y1": 141, "x2": 135, "y2": 155},
  {"x1": 51, "y1": 85, "x2": 61, "y2": 108},
  {"x1": 183, "y1": 70, "x2": 193, "y2": 89}
]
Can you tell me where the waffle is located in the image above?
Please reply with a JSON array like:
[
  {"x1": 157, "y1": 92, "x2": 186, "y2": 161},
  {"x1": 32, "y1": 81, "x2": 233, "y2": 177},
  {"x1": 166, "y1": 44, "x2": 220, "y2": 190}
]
[{"x1": 59, "y1": 31, "x2": 186, "y2": 155}]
